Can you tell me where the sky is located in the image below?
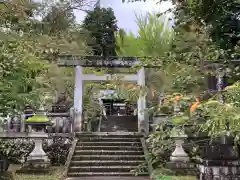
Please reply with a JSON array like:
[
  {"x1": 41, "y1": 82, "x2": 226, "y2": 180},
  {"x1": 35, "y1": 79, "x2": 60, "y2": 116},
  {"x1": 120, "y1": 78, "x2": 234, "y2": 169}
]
[{"x1": 74, "y1": 0, "x2": 174, "y2": 34}]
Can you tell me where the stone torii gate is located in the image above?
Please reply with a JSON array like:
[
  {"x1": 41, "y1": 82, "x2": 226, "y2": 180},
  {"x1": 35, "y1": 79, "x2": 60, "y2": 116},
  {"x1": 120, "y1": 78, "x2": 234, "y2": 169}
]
[{"x1": 57, "y1": 55, "x2": 153, "y2": 133}]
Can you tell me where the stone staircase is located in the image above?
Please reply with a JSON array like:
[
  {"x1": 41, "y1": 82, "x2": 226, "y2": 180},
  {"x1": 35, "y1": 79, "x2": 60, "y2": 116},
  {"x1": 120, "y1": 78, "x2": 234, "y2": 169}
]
[
  {"x1": 66, "y1": 132, "x2": 149, "y2": 179},
  {"x1": 100, "y1": 116, "x2": 138, "y2": 132}
]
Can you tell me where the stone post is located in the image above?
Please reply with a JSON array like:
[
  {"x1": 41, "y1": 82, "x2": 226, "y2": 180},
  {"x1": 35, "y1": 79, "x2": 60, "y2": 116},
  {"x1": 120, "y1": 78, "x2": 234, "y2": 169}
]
[
  {"x1": 20, "y1": 114, "x2": 25, "y2": 132},
  {"x1": 216, "y1": 67, "x2": 224, "y2": 104},
  {"x1": 74, "y1": 65, "x2": 83, "y2": 132},
  {"x1": 151, "y1": 95, "x2": 167, "y2": 132},
  {"x1": 137, "y1": 67, "x2": 148, "y2": 134}
]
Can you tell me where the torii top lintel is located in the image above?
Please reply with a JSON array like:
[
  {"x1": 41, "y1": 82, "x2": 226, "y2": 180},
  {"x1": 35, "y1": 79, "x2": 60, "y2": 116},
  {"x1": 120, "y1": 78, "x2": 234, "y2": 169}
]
[{"x1": 57, "y1": 55, "x2": 160, "y2": 68}]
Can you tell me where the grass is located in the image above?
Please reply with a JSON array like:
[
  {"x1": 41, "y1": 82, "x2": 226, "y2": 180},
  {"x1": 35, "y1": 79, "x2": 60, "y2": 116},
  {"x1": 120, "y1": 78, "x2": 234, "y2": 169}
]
[
  {"x1": 154, "y1": 175, "x2": 196, "y2": 180},
  {"x1": 152, "y1": 168, "x2": 197, "y2": 180},
  {"x1": 6, "y1": 166, "x2": 197, "y2": 180},
  {"x1": 15, "y1": 166, "x2": 63, "y2": 180}
]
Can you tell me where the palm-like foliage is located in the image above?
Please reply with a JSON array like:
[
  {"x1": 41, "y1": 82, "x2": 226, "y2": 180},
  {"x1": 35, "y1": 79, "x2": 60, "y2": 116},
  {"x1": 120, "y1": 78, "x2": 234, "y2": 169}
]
[
  {"x1": 116, "y1": 13, "x2": 173, "y2": 57},
  {"x1": 115, "y1": 13, "x2": 173, "y2": 103}
]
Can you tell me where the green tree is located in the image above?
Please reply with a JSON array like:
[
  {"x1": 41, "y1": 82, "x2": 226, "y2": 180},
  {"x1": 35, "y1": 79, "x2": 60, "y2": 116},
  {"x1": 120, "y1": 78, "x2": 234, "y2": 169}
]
[
  {"x1": 0, "y1": 39, "x2": 48, "y2": 114},
  {"x1": 175, "y1": 0, "x2": 240, "y2": 51},
  {"x1": 0, "y1": 0, "x2": 41, "y2": 32},
  {"x1": 0, "y1": 0, "x2": 90, "y2": 113},
  {"x1": 42, "y1": 2, "x2": 76, "y2": 35},
  {"x1": 82, "y1": 7, "x2": 118, "y2": 56}
]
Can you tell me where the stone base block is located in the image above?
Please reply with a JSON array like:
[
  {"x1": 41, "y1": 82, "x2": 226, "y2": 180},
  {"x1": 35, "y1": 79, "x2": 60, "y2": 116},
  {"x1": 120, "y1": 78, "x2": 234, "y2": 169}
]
[
  {"x1": 165, "y1": 161, "x2": 197, "y2": 176},
  {"x1": 19, "y1": 159, "x2": 51, "y2": 174},
  {"x1": 0, "y1": 172, "x2": 15, "y2": 180},
  {"x1": 170, "y1": 155, "x2": 190, "y2": 162},
  {"x1": 8, "y1": 164, "x2": 21, "y2": 173}
]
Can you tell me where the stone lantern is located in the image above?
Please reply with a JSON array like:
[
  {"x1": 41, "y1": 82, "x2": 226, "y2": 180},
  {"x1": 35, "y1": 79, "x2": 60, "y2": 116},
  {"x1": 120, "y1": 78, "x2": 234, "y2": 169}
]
[
  {"x1": 151, "y1": 95, "x2": 169, "y2": 132},
  {"x1": 22, "y1": 106, "x2": 51, "y2": 172}
]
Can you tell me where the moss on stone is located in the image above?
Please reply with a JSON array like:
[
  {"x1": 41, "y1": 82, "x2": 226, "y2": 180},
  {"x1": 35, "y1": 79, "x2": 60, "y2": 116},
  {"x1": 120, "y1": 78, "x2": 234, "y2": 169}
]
[{"x1": 24, "y1": 115, "x2": 49, "y2": 123}]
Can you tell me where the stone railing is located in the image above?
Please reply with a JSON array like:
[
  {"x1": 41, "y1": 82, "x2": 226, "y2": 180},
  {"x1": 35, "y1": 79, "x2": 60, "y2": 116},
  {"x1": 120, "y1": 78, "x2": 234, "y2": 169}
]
[
  {"x1": 0, "y1": 108, "x2": 75, "y2": 172},
  {"x1": 0, "y1": 112, "x2": 73, "y2": 135}
]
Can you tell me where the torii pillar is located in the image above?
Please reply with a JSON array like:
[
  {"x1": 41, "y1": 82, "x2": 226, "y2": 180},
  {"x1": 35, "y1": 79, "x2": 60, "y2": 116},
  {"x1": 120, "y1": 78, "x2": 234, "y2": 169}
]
[
  {"x1": 74, "y1": 66, "x2": 83, "y2": 132},
  {"x1": 137, "y1": 67, "x2": 148, "y2": 134}
]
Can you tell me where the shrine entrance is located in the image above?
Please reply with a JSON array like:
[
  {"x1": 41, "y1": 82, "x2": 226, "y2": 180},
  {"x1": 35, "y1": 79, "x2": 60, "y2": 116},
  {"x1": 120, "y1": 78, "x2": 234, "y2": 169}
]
[
  {"x1": 102, "y1": 99, "x2": 127, "y2": 116},
  {"x1": 57, "y1": 56, "x2": 153, "y2": 133},
  {"x1": 99, "y1": 91, "x2": 138, "y2": 132}
]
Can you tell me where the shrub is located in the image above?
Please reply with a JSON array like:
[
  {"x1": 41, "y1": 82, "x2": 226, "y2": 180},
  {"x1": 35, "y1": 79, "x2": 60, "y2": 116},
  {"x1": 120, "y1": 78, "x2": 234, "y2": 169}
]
[
  {"x1": 43, "y1": 137, "x2": 73, "y2": 165},
  {"x1": 0, "y1": 138, "x2": 34, "y2": 163},
  {"x1": 0, "y1": 137, "x2": 72, "y2": 165}
]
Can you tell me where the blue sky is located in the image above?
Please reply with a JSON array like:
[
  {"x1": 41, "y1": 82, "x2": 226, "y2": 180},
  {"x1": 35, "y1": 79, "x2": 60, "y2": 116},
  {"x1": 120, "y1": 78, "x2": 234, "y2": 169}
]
[{"x1": 74, "y1": 0, "x2": 174, "y2": 34}]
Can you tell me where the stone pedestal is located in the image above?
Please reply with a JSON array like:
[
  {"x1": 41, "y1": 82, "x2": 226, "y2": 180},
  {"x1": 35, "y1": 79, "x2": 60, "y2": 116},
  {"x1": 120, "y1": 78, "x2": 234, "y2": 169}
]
[
  {"x1": 166, "y1": 161, "x2": 196, "y2": 176},
  {"x1": 27, "y1": 138, "x2": 49, "y2": 163},
  {"x1": 170, "y1": 129, "x2": 189, "y2": 162},
  {"x1": 21, "y1": 125, "x2": 50, "y2": 173},
  {"x1": 170, "y1": 139, "x2": 190, "y2": 162},
  {"x1": 165, "y1": 129, "x2": 196, "y2": 176}
]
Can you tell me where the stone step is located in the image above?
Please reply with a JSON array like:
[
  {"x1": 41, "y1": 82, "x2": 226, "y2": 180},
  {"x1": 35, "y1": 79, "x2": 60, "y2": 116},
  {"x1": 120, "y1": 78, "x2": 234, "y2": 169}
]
[
  {"x1": 77, "y1": 141, "x2": 141, "y2": 146},
  {"x1": 70, "y1": 160, "x2": 144, "y2": 166},
  {"x1": 78, "y1": 137, "x2": 141, "y2": 142},
  {"x1": 76, "y1": 132, "x2": 143, "y2": 138},
  {"x1": 75, "y1": 146, "x2": 143, "y2": 151},
  {"x1": 67, "y1": 172, "x2": 149, "y2": 177},
  {"x1": 74, "y1": 150, "x2": 144, "y2": 156},
  {"x1": 71, "y1": 155, "x2": 145, "y2": 161},
  {"x1": 68, "y1": 166, "x2": 138, "y2": 173},
  {"x1": 66, "y1": 133, "x2": 147, "y2": 178}
]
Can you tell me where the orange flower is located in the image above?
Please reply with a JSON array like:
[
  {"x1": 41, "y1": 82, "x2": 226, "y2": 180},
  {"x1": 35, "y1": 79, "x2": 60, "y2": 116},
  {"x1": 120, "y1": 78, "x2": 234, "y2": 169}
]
[
  {"x1": 175, "y1": 96, "x2": 182, "y2": 101},
  {"x1": 127, "y1": 84, "x2": 137, "y2": 90},
  {"x1": 127, "y1": 84, "x2": 134, "y2": 88},
  {"x1": 190, "y1": 102, "x2": 200, "y2": 113}
]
